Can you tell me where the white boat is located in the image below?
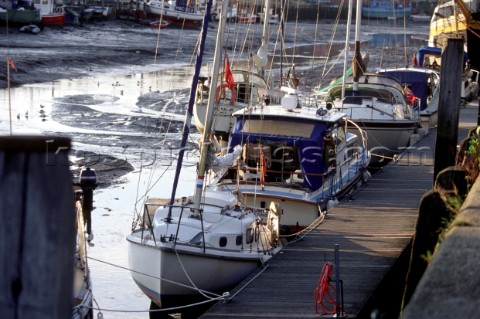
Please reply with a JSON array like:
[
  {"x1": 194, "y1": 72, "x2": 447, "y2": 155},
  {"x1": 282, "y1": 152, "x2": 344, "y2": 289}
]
[
  {"x1": 143, "y1": 0, "x2": 204, "y2": 25},
  {"x1": 259, "y1": 8, "x2": 279, "y2": 24},
  {"x1": 316, "y1": 0, "x2": 420, "y2": 167},
  {"x1": 193, "y1": 67, "x2": 269, "y2": 146},
  {"x1": 321, "y1": 74, "x2": 420, "y2": 166},
  {"x1": 193, "y1": 0, "x2": 273, "y2": 147},
  {"x1": 212, "y1": 1, "x2": 236, "y2": 21},
  {"x1": 127, "y1": 2, "x2": 282, "y2": 316},
  {"x1": 72, "y1": 168, "x2": 96, "y2": 319},
  {"x1": 415, "y1": 45, "x2": 479, "y2": 106},
  {"x1": 410, "y1": 12, "x2": 431, "y2": 22},
  {"x1": 205, "y1": 81, "x2": 371, "y2": 234},
  {"x1": 72, "y1": 195, "x2": 93, "y2": 319},
  {"x1": 377, "y1": 67, "x2": 441, "y2": 129}
]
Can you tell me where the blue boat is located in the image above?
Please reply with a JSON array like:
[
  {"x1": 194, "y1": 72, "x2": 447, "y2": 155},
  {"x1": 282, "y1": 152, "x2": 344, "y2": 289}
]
[{"x1": 362, "y1": 0, "x2": 412, "y2": 19}]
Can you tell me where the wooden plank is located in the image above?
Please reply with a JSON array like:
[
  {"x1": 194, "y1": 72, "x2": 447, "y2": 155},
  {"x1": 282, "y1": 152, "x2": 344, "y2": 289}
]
[
  {"x1": 200, "y1": 130, "x2": 436, "y2": 318},
  {"x1": 0, "y1": 136, "x2": 75, "y2": 319}
]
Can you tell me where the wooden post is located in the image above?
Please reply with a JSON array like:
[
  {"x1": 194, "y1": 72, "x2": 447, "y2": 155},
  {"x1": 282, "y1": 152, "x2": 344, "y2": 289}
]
[
  {"x1": 0, "y1": 136, "x2": 74, "y2": 319},
  {"x1": 434, "y1": 38, "x2": 464, "y2": 181},
  {"x1": 477, "y1": 99, "x2": 480, "y2": 126},
  {"x1": 402, "y1": 189, "x2": 453, "y2": 309}
]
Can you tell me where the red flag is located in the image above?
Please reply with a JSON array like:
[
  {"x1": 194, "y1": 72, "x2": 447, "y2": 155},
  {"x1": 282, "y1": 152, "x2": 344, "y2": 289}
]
[
  {"x1": 8, "y1": 58, "x2": 17, "y2": 72},
  {"x1": 225, "y1": 54, "x2": 235, "y2": 90},
  {"x1": 413, "y1": 54, "x2": 418, "y2": 67}
]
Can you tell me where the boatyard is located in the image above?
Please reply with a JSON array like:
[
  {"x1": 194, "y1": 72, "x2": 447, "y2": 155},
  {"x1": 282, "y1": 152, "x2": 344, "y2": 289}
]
[{"x1": 2, "y1": 1, "x2": 480, "y2": 318}]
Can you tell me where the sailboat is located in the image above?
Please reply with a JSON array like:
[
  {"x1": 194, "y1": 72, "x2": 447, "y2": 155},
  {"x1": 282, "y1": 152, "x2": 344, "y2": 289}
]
[
  {"x1": 377, "y1": 63, "x2": 441, "y2": 129},
  {"x1": 193, "y1": 0, "x2": 273, "y2": 148},
  {"x1": 415, "y1": 44, "x2": 479, "y2": 105},
  {"x1": 317, "y1": 0, "x2": 420, "y2": 166},
  {"x1": 127, "y1": 1, "x2": 282, "y2": 316},
  {"x1": 203, "y1": 67, "x2": 371, "y2": 235}
]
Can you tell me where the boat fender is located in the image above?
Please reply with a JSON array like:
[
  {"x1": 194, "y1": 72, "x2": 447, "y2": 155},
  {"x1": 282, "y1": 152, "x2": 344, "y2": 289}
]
[{"x1": 215, "y1": 83, "x2": 237, "y2": 105}]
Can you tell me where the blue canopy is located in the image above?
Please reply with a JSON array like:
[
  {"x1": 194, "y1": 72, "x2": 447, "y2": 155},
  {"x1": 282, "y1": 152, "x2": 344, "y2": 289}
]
[
  {"x1": 229, "y1": 116, "x2": 335, "y2": 191},
  {"x1": 377, "y1": 69, "x2": 432, "y2": 110},
  {"x1": 416, "y1": 45, "x2": 469, "y2": 67}
]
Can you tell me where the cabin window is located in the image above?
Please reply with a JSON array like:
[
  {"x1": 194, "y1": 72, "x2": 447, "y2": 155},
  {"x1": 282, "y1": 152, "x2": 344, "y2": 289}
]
[
  {"x1": 236, "y1": 84, "x2": 252, "y2": 103},
  {"x1": 236, "y1": 235, "x2": 243, "y2": 245},
  {"x1": 242, "y1": 120, "x2": 314, "y2": 138},
  {"x1": 196, "y1": 80, "x2": 209, "y2": 101},
  {"x1": 246, "y1": 228, "x2": 254, "y2": 244},
  {"x1": 271, "y1": 145, "x2": 298, "y2": 175},
  {"x1": 219, "y1": 237, "x2": 227, "y2": 247},
  {"x1": 189, "y1": 232, "x2": 203, "y2": 245},
  {"x1": 242, "y1": 143, "x2": 300, "y2": 183}
]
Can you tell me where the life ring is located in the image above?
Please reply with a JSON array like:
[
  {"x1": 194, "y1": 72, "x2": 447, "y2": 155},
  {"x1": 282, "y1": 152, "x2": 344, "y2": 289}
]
[{"x1": 215, "y1": 83, "x2": 236, "y2": 105}]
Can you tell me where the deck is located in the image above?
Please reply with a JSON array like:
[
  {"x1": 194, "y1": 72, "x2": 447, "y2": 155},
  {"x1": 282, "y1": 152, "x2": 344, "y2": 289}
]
[{"x1": 200, "y1": 129, "x2": 436, "y2": 318}]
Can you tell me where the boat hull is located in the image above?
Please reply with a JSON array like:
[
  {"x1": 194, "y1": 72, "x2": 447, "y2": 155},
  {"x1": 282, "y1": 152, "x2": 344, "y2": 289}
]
[
  {"x1": 212, "y1": 141, "x2": 370, "y2": 229},
  {"x1": 41, "y1": 13, "x2": 65, "y2": 25},
  {"x1": 127, "y1": 233, "x2": 265, "y2": 309},
  {"x1": 349, "y1": 121, "x2": 417, "y2": 166},
  {"x1": 144, "y1": 1, "x2": 204, "y2": 23},
  {"x1": 376, "y1": 68, "x2": 441, "y2": 127},
  {"x1": 0, "y1": 9, "x2": 41, "y2": 25},
  {"x1": 362, "y1": 6, "x2": 412, "y2": 19},
  {"x1": 237, "y1": 15, "x2": 257, "y2": 23}
]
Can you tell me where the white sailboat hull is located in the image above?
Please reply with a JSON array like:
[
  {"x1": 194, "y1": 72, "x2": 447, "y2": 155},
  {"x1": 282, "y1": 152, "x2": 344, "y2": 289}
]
[
  {"x1": 349, "y1": 122, "x2": 416, "y2": 165},
  {"x1": 127, "y1": 227, "x2": 276, "y2": 309},
  {"x1": 144, "y1": 0, "x2": 204, "y2": 22}
]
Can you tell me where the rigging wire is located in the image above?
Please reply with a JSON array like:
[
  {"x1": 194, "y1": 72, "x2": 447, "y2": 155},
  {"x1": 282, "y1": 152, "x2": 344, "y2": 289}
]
[
  {"x1": 153, "y1": 9, "x2": 165, "y2": 65},
  {"x1": 310, "y1": 0, "x2": 321, "y2": 71},
  {"x1": 5, "y1": 12, "x2": 13, "y2": 135},
  {"x1": 403, "y1": 1, "x2": 408, "y2": 67},
  {"x1": 316, "y1": 0, "x2": 345, "y2": 89}
]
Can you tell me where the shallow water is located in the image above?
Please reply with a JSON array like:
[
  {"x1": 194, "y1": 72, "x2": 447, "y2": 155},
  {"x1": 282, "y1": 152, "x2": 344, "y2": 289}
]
[
  {"x1": 1, "y1": 66, "x2": 200, "y2": 319},
  {"x1": 0, "y1": 19, "x2": 431, "y2": 318}
]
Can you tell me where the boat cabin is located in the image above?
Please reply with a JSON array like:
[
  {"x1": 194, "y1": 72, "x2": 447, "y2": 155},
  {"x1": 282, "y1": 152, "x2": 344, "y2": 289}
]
[
  {"x1": 197, "y1": 69, "x2": 267, "y2": 105},
  {"x1": 324, "y1": 74, "x2": 408, "y2": 106},
  {"x1": 226, "y1": 106, "x2": 348, "y2": 191},
  {"x1": 378, "y1": 69, "x2": 439, "y2": 111}
]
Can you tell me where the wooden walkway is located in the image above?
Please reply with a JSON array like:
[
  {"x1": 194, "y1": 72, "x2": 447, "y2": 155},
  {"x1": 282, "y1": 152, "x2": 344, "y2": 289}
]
[{"x1": 200, "y1": 130, "x2": 436, "y2": 318}]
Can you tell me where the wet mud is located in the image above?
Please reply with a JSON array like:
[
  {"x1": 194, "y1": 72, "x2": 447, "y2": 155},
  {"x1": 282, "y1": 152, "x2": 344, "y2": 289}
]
[{"x1": 1, "y1": 19, "x2": 430, "y2": 187}]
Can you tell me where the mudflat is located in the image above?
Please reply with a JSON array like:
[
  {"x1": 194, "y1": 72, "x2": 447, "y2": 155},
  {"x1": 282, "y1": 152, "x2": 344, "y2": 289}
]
[{"x1": 0, "y1": 19, "x2": 209, "y2": 88}]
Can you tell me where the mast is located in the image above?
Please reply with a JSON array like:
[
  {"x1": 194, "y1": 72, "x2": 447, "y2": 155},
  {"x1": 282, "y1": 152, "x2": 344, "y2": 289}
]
[
  {"x1": 341, "y1": 0, "x2": 353, "y2": 100},
  {"x1": 167, "y1": 0, "x2": 213, "y2": 218},
  {"x1": 253, "y1": 0, "x2": 271, "y2": 74},
  {"x1": 192, "y1": 0, "x2": 230, "y2": 215},
  {"x1": 352, "y1": 0, "x2": 363, "y2": 94},
  {"x1": 261, "y1": 0, "x2": 271, "y2": 48}
]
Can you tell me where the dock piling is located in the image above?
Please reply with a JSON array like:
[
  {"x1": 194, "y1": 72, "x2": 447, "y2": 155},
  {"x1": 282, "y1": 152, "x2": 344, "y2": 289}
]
[{"x1": 0, "y1": 136, "x2": 74, "y2": 319}]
